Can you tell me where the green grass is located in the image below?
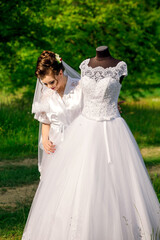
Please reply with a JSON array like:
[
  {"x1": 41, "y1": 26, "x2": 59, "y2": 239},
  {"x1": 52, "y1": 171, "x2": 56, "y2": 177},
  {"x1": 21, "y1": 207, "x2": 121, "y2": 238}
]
[
  {"x1": 121, "y1": 97, "x2": 160, "y2": 148},
  {"x1": 0, "y1": 90, "x2": 39, "y2": 160},
  {"x1": 150, "y1": 174, "x2": 160, "y2": 201},
  {"x1": 0, "y1": 165, "x2": 40, "y2": 187},
  {"x1": 144, "y1": 156, "x2": 160, "y2": 167},
  {"x1": 0, "y1": 205, "x2": 30, "y2": 240}
]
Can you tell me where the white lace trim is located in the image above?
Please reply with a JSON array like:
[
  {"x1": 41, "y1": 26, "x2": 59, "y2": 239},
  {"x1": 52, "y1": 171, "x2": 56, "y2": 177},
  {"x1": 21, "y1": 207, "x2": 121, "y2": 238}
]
[{"x1": 80, "y1": 59, "x2": 127, "y2": 82}]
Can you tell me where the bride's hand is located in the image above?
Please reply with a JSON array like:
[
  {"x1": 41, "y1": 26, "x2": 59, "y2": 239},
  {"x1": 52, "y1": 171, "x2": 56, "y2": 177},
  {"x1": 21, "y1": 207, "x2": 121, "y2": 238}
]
[
  {"x1": 42, "y1": 138, "x2": 56, "y2": 154},
  {"x1": 117, "y1": 100, "x2": 125, "y2": 113}
]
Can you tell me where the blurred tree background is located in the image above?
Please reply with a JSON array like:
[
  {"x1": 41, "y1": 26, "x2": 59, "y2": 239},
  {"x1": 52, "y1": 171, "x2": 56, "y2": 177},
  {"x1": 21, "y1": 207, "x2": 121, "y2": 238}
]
[
  {"x1": 0, "y1": 0, "x2": 160, "y2": 99},
  {"x1": 0, "y1": 0, "x2": 160, "y2": 159}
]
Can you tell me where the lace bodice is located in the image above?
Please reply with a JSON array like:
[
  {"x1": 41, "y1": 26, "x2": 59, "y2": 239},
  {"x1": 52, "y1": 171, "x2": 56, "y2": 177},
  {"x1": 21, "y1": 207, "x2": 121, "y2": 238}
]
[{"x1": 79, "y1": 59, "x2": 128, "y2": 121}]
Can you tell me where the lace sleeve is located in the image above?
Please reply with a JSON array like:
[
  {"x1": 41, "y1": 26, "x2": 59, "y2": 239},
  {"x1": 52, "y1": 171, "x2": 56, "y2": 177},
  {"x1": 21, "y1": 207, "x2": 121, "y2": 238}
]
[
  {"x1": 79, "y1": 59, "x2": 87, "y2": 71},
  {"x1": 119, "y1": 62, "x2": 128, "y2": 77},
  {"x1": 79, "y1": 62, "x2": 83, "y2": 70}
]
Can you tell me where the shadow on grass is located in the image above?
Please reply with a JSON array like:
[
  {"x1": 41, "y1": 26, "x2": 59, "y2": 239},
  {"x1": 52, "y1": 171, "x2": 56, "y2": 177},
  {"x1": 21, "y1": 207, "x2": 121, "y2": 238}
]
[
  {"x1": 0, "y1": 165, "x2": 40, "y2": 187},
  {"x1": 144, "y1": 157, "x2": 160, "y2": 168},
  {"x1": 121, "y1": 83, "x2": 160, "y2": 100},
  {"x1": 0, "y1": 204, "x2": 30, "y2": 239}
]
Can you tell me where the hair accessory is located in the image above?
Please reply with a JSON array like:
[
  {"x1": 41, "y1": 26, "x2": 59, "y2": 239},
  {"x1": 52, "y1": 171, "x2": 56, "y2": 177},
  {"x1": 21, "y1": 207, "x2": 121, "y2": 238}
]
[{"x1": 55, "y1": 53, "x2": 62, "y2": 64}]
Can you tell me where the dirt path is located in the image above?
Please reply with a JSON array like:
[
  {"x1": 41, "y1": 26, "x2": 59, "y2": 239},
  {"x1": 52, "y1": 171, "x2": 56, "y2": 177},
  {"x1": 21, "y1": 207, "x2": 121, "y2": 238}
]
[
  {"x1": 1, "y1": 165, "x2": 160, "y2": 209},
  {"x1": 141, "y1": 146, "x2": 160, "y2": 159},
  {"x1": 0, "y1": 158, "x2": 37, "y2": 167},
  {"x1": 0, "y1": 183, "x2": 38, "y2": 208},
  {"x1": 0, "y1": 146, "x2": 159, "y2": 167},
  {"x1": 0, "y1": 147, "x2": 159, "y2": 209},
  {"x1": 0, "y1": 158, "x2": 39, "y2": 209}
]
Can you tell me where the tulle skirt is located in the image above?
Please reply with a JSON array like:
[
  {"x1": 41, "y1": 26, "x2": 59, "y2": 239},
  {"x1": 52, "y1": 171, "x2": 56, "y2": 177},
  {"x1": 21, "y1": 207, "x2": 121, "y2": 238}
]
[{"x1": 22, "y1": 115, "x2": 160, "y2": 240}]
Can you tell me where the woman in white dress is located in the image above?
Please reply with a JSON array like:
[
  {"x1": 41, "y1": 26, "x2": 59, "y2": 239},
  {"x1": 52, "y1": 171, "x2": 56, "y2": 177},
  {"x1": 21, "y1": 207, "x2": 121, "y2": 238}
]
[
  {"x1": 32, "y1": 50, "x2": 82, "y2": 175},
  {"x1": 22, "y1": 47, "x2": 160, "y2": 240}
]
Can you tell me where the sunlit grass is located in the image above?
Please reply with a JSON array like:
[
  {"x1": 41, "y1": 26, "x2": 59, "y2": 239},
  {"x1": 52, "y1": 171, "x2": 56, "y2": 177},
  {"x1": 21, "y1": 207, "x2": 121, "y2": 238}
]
[
  {"x1": 0, "y1": 89, "x2": 38, "y2": 160},
  {"x1": 121, "y1": 96, "x2": 160, "y2": 148}
]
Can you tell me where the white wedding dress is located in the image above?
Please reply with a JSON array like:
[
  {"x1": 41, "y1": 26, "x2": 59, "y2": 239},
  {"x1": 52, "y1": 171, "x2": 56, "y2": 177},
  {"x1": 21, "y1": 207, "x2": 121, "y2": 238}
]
[{"x1": 22, "y1": 59, "x2": 160, "y2": 240}]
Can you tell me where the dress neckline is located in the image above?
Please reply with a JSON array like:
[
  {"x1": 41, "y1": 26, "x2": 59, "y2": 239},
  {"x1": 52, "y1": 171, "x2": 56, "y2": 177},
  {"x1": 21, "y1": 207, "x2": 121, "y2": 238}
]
[{"x1": 86, "y1": 58, "x2": 125, "y2": 71}]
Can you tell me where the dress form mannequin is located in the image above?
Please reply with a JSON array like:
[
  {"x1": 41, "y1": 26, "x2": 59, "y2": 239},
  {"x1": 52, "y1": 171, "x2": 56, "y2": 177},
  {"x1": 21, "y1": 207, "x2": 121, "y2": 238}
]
[{"x1": 88, "y1": 46, "x2": 124, "y2": 83}]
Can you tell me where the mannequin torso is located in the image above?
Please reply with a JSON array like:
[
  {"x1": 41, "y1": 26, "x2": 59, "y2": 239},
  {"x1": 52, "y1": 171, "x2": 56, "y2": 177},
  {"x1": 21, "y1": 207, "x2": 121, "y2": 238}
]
[{"x1": 88, "y1": 46, "x2": 124, "y2": 83}]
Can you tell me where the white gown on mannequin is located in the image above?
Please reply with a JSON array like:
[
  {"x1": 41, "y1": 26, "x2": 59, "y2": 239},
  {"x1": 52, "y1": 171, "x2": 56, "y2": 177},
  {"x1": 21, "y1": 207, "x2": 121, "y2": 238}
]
[{"x1": 22, "y1": 59, "x2": 160, "y2": 240}]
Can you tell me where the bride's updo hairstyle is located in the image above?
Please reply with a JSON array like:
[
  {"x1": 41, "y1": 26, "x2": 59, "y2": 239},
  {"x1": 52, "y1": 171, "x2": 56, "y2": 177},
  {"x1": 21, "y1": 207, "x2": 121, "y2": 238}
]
[{"x1": 35, "y1": 50, "x2": 64, "y2": 79}]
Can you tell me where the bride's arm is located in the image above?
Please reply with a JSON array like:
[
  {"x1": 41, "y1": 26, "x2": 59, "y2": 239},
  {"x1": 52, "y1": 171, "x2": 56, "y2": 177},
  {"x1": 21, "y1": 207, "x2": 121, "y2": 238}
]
[{"x1": 42, "y1": 123, "x2": 56, "y2": 154}]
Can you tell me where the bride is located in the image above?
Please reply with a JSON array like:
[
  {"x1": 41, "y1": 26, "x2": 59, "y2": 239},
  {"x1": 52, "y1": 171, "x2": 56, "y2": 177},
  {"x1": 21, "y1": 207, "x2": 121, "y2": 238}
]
[
  {"x1": 22, "y1": 46, "x2": 160, "y2": 240},
  {"x1": 32, "y1": 50, "x2": 82, "y2": 175}
]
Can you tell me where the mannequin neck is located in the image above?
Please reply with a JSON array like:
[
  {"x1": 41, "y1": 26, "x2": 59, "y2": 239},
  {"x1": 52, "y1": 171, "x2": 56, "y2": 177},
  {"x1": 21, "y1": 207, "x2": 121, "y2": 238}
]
[
  {"x1": 96, "y1": 46, "x2": 111, "y2": 60},
  {"x1": 88, "y1": 46, "x2": 120, "y2": 68}
]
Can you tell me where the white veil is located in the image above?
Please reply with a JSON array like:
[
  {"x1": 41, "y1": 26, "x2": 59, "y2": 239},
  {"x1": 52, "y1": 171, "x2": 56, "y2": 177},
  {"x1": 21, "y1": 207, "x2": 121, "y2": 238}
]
[{"x1": 32, "y1": 60, "x2": 80, "y2": 173}]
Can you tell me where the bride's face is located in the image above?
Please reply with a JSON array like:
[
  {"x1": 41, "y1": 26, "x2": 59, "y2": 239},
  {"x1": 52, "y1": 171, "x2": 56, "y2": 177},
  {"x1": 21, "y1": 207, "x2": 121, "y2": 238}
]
[{"x1": 42, "y1": 70, "x2": 64, "y2": 91}]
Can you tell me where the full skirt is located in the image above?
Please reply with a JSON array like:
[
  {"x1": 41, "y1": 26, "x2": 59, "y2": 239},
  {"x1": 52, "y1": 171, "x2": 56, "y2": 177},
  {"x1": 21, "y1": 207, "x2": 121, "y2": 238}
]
[{"x1": 22, "y1": 115, "x2": 160, "y2": 240}]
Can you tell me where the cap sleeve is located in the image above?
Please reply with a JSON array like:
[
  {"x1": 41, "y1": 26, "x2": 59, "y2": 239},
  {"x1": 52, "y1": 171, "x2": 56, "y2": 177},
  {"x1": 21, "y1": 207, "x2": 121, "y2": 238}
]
[
  {"x1": 79, "y1": 62, "x2": 83, "y2": 70},
  {"x1": 119, "y1": 61, "x2": 128, "y2": 77},
  {"x1": 79, "y1": 59, "x2": 87, "y2": 70}
]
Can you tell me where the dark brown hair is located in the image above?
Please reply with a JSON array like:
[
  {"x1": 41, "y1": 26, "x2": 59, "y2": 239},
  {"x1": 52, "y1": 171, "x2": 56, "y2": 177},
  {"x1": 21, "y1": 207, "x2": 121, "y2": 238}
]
[{"x1": 35, "y1": 50, "x2": 64, "y2": 79}]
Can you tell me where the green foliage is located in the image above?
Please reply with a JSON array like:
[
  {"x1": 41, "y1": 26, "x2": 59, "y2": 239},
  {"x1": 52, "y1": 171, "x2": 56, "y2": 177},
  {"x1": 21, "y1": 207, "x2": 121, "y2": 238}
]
[{"x1": 0, "y1": 0, "x2": 160, "y2": 97}]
